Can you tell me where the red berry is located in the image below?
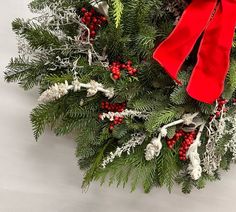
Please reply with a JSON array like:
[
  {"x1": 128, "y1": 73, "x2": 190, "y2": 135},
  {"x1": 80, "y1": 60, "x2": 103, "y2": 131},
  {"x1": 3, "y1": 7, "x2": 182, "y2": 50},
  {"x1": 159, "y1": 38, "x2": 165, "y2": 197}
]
[
  {"x1": 81, "y1": 7, "x2": 87, "y2": 13},
  {"x1": 98, "y1": 114, "x2": 102, "y2": 120},
  {"x1": 100, "y1": 16, "x2": 107, "y2": 22},
  {"x1": 222, "y1": 100, "x2": 228, "y2": 104},
  {"x1": 109, "y1": 124, "x2": 114, "y2": 130},
  {"x1": 127, "y1": 60, "x2": 132, "y2": 65},
  {"x1": 92, "y1": 17, "x2": 98, "y2": 23},
  {"x1": 81, "y1": 18, "x2": 86, "y2": 23},
  {"x1": 186, "y1": 141, "x2": 191, "y2": 146},
  {"x1": 85, "y1": 16, "x2": 91, "y2": 22},
  {"x1": 113, "y1": 75, "x2": 120, "y2": 80},
  {"x1": 89, "y1": 24, "x2": 96, "y2": 30},
  {"x1": 84, "y1": 12, "x2": 89, "y2": 17},
  {"x1": 216, "y1": 111, "x2": 221, "y2": 117},
  {"x1": 90, "y1": 8, "x2": 95, "y2": 14},
  {"x1": 90, "y1": 30, "x2": 96, "y2": 37}
]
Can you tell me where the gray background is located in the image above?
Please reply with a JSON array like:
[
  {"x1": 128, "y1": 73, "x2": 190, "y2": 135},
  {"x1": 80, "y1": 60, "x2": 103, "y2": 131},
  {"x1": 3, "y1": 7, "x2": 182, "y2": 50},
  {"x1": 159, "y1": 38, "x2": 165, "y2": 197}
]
[{"x1": 1, "y1": 0, "x2": 236, "y2": 211}]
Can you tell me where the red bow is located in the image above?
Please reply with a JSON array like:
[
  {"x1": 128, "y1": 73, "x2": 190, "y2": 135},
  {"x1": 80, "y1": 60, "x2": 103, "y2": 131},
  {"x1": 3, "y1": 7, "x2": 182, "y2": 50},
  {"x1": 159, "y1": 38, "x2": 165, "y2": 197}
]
[{"x1": 153, "y1": 0, "x2": 236, "y2": 104}]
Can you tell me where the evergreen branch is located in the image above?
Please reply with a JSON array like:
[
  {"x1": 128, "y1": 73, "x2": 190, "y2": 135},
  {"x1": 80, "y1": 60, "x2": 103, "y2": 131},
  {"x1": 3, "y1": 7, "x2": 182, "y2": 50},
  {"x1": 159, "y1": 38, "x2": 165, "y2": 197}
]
[
  {"x1": 111, "y1": 0, "x2": 124, "y2": 28},
  {"x1": 228, "y1": 60, "x2": 236, "y2": 90},
  {"x1": 5, "y1": 57, "x2": 46, "y2": 90},
  {"x1": 145, "y1": 107, "x2": 184, "y2": 134},
  {"x1": 170, "y1": 86, "x2": 189, "y2": 105},
  {"x1": 12, "y1": 18, "x2": 61, "y2": 50},
  {"x1": 156, "y1": 149, "x2": 180, "y2": 192},
  {"x1": 112, "y1": 124, "x2": 128, "y2": 139},
  {"x1": 30, "y1": 101, "x2": 65, "y2": 140},
  {"x1": 90, "y1": 146, "x2": 158, "y2": 192},
  {"x1": 82, "y1": 142, "x2": 110, "y2": 189}
]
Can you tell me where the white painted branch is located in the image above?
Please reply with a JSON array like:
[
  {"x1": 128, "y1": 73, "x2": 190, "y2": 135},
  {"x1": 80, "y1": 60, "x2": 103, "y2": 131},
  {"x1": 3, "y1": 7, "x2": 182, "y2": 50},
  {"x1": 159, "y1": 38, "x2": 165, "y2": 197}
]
[
  {"x1": 101, "y1": 133, "x2": 146, "y2": 168},
  {"x1": 100, "y1": 109, "x2": 148, "y2": 121},
  {"x1": 38, "y1": 79, "x2": 114, "y2": 103},
  {"x1": 145, "y1": 135, "x2": 163, "y2": 161},
  {"x1": 186, "y1": 122, "x2": 206, "y2": 180}
]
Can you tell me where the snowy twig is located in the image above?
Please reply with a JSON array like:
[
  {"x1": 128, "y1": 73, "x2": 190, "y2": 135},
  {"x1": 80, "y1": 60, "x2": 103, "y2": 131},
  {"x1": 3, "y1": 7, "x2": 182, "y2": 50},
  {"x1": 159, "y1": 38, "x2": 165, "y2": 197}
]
[
  {"x1": 101, "y1": 133, "x2": 146, "y2": 168},
  {"x1": 99, "y1": 109, "x2": 149, "y2": 121},
  {"x1": 202, "y1": 103, "x2": 227, "y2": 175},
  {"x1": 19, "y1": 0, "x2": 109, "y2": 74}
]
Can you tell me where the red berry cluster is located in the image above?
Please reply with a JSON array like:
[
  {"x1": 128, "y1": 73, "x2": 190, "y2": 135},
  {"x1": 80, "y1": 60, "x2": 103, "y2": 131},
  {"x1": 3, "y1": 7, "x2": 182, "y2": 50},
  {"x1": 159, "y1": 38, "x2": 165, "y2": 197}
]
[
  {"x1": 109, "y1": 61, "x2": 138, "y2": 80},
  {"x1": 109, "y1": 116, "x2": 124, "y2": 131},
  {"x1": 80, "y1": 7, "x2": 107, "y2": 39},
  {"x1": 99, "y1": 101, "x2": 127, "y2": 131},
  {"x1": 210, "y1": 98, "x2": 228, "y2": 120},
  {"x1": 100, "y1": 101, "x2": 126, "y2": 112},
  {"x1": 178, "y1": 131, "x2": 196, "y2": 161},
  {"x1": 166, "y1": 130, "x2": 185, "y2": 149},
  {"x1": 167, "y1": 130, "x2": 196, "y2": 161}
]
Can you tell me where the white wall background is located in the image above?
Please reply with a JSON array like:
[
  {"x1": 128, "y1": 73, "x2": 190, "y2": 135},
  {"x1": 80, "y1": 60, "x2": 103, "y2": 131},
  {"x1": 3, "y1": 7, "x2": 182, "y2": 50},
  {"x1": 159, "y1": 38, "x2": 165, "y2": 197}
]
[{"x1": 1, "y1": 1, "x2": 236, "y2": 212}]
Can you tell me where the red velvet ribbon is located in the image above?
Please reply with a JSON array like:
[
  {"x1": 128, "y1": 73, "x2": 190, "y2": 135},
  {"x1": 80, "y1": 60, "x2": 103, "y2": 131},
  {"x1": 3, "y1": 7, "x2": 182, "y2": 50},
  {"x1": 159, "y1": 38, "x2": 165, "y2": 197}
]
[{"x1": 153, "y1": 0, "x2": 236, "y2": 104}]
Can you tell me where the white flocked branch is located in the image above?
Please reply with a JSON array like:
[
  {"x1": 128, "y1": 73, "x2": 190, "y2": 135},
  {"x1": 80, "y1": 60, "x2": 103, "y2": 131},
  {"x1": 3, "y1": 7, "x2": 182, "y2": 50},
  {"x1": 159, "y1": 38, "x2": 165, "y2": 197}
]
[
  {"x1": 186, "y1": 122, "x2": 206, "y2": 180},
  {"x1": 202, "y1": 102, "x2": 227, "y2": 175},
  {"x1": 145, "y1": 113, "x2": 199, "y2": 161},
  {"x1": 101, "y1": 133, "x2": 146, "y2": 168},
  {"x1": 38, "y1": 79, "x2": 114, "y2": 103},
  {"x1": 99, "y1": 109, "x2": 149, "y2": 121}
]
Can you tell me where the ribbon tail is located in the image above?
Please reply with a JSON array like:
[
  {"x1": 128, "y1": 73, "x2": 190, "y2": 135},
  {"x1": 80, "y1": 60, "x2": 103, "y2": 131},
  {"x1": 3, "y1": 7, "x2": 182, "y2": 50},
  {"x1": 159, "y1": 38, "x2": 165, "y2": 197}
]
[
  {"x1": 153, "y1": 0, "x2": 218, "y2": 84},
  {"x1": 187, "y1": 0, "x2": 236, "y2": 104}
]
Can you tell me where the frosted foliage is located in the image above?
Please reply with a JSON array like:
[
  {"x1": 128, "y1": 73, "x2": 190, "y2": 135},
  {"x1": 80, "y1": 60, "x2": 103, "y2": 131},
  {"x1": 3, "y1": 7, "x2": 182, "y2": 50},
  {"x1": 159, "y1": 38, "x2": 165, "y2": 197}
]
[
  {"x1": 202, "y1": 104, "x2": 227, "y2": 175},
  {"x1": 101, "y1": 133, "x2": 146, "y2": 168},
  {"x1": 18, "y1": 0, "x2": 109, "y2": 76},
  {"x1": 39, "y1": 79, "x2": 114, "y2": 103}
]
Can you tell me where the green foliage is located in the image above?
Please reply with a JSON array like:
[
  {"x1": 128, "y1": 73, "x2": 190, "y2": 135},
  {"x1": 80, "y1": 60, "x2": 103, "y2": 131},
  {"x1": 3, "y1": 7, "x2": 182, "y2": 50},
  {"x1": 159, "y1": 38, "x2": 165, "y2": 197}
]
[
  {"x1": 145, "y1": 107, "x2": 184, "y2": 134},
  {"x1": 111, "y1": 0, "x2": 124, "y2": 28},
  {"x1": 134, "y1": 25, "x2": 156, "y2": 58},
  {"x1": 30, "y1": 101, "x2": 64, "y2": 140},
  {"x1": 156, "y1": 148, "x2": 180, "y2": 192},
  {"x1": 198, "y1": 102, "x2": 215, "y2": 115},
  {"x1": 170, "y1": 86, "x2": 189, "y2": 105},
  {"x1": 83, "y1": 142, "x2": 110, "y2": 188},
  {"x1": 220, "y1": 151, "x2": 233, "y2": 171},
  {"x1": 29, "y1": 0, "x2": 85, "y2": 11},
  {"x1": 166, "y1": 126, "x2": 176, "y2": 138},
  {"x1": 177, "y1": 172, "x2": 221, "y2": 194},
  {"x1": 223, "y1": 60, "x2": 236, "y2": 99},
  {"x1": 228, "y1": 60, "x2": 236, "y2": 89},
  {"x1": 85, "y1": 145, "x2": 157, "y2": 193},
  {"x1": 83, "y1": 141, "x2": 182, "y2": 193},
  {"x1": 5, "y1": 57, "x2": 46, "y2": 90},
  {"x1": 112, "y1": 124, "x2": 128, "y2": 139},
  {"x1": 12, "y1": 18, "x2": 61, "y2": 50}
]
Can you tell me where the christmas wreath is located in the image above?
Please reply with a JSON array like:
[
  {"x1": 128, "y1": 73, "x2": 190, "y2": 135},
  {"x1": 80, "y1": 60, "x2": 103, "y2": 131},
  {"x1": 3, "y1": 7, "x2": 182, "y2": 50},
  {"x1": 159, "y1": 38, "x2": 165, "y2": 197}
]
[{"x1": 5, "y1": 0, "x2": 236, "y2": 193}]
